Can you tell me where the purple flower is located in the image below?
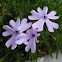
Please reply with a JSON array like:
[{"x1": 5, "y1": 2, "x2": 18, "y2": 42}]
[
  {"x1": 16, "y1": 29, "x2": 40, "y2": 53},
  {"x1": 2, "y1": 18, "x2": 32, "y2": 50},
  {"x1": 15, "y1": 33, "x2": 29, "y2": 45},
  {"x1": 28, "y1": 6, "x2": 59, "y2": 32}
]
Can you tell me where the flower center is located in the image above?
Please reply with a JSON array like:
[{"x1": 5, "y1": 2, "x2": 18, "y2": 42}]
[
  {"x1": 14, "y1": 30, "x2": 20, "y2": 35},
  {"x1": 44, "y1": 16, "x2": 46, "y2": 19},
  {"x1": 16, "y1": 31, "x2": 19, "y2": 34},
  {"x1": 32, "y1": 34, "x2": 35, "y2": 37}
]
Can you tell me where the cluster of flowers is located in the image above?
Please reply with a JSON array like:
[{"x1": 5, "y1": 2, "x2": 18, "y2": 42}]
[{"x1": 2, "y1": 6, "x2": 59, "y2": 53}]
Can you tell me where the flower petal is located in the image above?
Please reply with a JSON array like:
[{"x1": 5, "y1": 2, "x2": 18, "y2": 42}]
[
  {"x1": 21, "y1": 18, "x2": 27, "y2": 24},
  {"x1": 17, "y1": 33, "x2": 28, "y2": 37},
  {"x1": 16, "y1": 33, "x2": 28, "y2": 40},
  {"x1": 16, "y1": 18, "x2": 20, "y2": 27},
  {"x1": 48, "y1": 11, "x2": 57, "y2": 16},
  {"x1": 28, "y1": 15, "x2": 41, "y2": 20},
  {"x1": 32, "y1": 19, "x2": 45, "y2": 31},
  {"x1": 46, "y1": 19, "x2": 54, "y2": 32},
  {"x1": 11, "y1": 42, "x2": 17, "y2": 50},
  {"x1": 24, "y1": 40, "x2": 29, "y2": 45},
  {"x1": 30, "y1": 10, "x2": 40, "y2": 16},
  {"x1": 25, "y1": 44, "x2": 30, "y2": 52},
  {"x1": 37, "y1": 7, "x2": 43, "y2": 14},
  {"x1": 9, "y1": 20, "x2": 16, "y2": 29},
  {"x1": 3, "y1": 25, "x2": 13, "y2": 31},
  {"x1": 16, "y1": 38, "x2": 27, "y2": 45},
  {"x1": 31, "y1": 40, "x2": 36, "y2": 53},
  {"x1": 28, "y1": 10, "x2": 41, "y2": 20},
  {"x1": 43, "y1": 6, "x2": 48, "y2": 14},
  {"x1": 2, "y1": 31, "x2": 13, "y2": 37},
  {"x1": 27, "y1": 29, "x2": 34, "y2": 34},
  {"x1": 47, "y1": 20, "x2": 59, "y2": 29},
  {"x1": 18, "y1": 18, "x2": 32, "y2": 32},
  {"x1": 48, "y1": 16, "x2": 59, "y2": 20},
  {"x1": 5, "y1": 35, "x2": 15, "y2": 48}
]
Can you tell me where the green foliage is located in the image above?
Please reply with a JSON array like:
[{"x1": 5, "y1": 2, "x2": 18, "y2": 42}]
[
  {"x1": 0, "y1": 0, "x2": 62, "y2": 62},
  {"x1": 16, "y1": 53, "x2": 21, "y2": 62}
]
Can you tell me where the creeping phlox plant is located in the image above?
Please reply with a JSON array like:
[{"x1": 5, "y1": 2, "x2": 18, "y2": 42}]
[{"x1": 2, "y1": 6, "x2": 59, "y2": 53}]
